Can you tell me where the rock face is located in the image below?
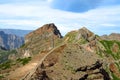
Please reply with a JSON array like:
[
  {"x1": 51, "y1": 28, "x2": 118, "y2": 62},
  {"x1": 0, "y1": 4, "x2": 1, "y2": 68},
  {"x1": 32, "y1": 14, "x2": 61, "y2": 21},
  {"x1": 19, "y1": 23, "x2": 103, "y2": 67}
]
[
  {"x1": 0, "y1": 31, "x2": 24, "y2": 50},
  {"x1": 20, "y1": 23, "x2": 63, "y2": 57},
  {"x1": 101, "y1": 33, "x2": 120, "y2": 41}
]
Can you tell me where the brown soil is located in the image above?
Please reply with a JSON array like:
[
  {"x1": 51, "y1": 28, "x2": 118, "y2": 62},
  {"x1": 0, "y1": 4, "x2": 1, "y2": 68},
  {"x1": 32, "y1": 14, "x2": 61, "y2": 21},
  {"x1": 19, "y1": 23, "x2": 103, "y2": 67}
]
[
  {"x1": 109, "y1": 63, "x2": 120, "y2": 78},
  {"x1": 7, "y1": 52, "x2": 47, "y2": 80}
]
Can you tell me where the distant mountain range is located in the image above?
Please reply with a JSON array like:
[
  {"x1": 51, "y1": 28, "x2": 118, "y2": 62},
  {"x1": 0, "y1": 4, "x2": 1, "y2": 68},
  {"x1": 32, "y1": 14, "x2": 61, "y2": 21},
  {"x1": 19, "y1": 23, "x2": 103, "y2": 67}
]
[
  {"x1": 0, "y1": 31, "x2": 24, "y2": 50},
  {"x1": 101, "y1": 33, "x2": 120, "y2": 41},
  {"x1": 0, "y1": 29, "x2": 32, "y2": 37}
]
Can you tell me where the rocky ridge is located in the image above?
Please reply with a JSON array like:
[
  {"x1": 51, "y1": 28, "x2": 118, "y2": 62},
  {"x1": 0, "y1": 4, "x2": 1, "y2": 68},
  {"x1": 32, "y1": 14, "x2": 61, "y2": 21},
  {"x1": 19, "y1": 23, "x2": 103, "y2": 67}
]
[{"x1": 2, "y1": 23, "x2": 120, "y2": 80}]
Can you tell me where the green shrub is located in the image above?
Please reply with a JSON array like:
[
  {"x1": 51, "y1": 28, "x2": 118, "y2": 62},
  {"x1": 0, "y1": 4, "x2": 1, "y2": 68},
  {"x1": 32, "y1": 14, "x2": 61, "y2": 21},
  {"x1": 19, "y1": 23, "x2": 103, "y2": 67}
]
[
  {"x1": 0, "y1": 75, "x2": 4, "y2": 79},
  {"x1": 65, "y1": 31, "x2": 77, "y2": 43},
  {"x1": 0, "y1": 60, "x2": 12, "y2": 70},
  {"x1": 100, "y1": 40, "x2": 120, "y2": 60},
  {"x1": 17, "y1": 57, "x2": 31, "y2": 65},
  {"x1": 111, "y1": 73, "x2": 120, "y2": 80}
]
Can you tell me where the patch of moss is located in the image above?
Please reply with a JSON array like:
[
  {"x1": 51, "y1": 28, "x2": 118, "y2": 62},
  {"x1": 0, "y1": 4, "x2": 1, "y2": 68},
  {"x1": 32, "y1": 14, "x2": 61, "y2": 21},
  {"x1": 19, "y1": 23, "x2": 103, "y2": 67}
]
[
  {"x1": 115, "y1": 62, "x2": 120, "y2": 72},
  {"x1": 111, "y1": 73, "x2": 120, "y2": 80},
  {"x1": 64, "y1": 31, "x2": 77, "y2": 43},
  {"x1": 100, "y1": 40, "x2": 120, "y2": 60},
  {"x1": 0, "y1": 49, "x2": 17, "y2": 63},
  {"x1": 0, "y1": 60, "x2": 12, "y2": 70},
  {"x1": 17, "y1": 57, "x2": 31, "y2": 65},
  {"x1": 0, "y1": 74, "x2": 4, "y2": 79},
  {"x1": 100, "y1": 40, "x2": 114, "y2": 50},
  {"x1": 96, "y1": 51, "x2": 103, "y2": 58},
  {"x1": 76, "y1": 37, "x2": 87, "y2": 44}
]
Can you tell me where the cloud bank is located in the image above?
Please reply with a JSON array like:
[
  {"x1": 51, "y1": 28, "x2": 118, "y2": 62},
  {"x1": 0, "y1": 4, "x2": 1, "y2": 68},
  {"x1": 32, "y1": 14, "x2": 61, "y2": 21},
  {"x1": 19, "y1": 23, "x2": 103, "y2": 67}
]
[{"x1": 0, "y1": 0, "x2": 120, "y2": 35}]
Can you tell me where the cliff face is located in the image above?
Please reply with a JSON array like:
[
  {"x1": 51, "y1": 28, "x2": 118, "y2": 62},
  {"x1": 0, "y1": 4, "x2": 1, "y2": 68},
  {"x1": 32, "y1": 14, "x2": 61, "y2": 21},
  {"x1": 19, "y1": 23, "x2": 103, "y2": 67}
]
[{"x1": 0, "y1": 31, "x2": 24, "y2": 50}]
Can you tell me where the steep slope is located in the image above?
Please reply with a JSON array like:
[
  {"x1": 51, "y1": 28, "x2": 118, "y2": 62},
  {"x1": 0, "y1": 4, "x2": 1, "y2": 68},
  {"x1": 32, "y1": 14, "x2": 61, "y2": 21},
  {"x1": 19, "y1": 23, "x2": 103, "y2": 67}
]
[
  {"x1": 19, "y1": 23, "x2": 63, "y2": 57},
  {"x1": 0, "y1": 29, "x2": 32, "y2": 37},
  {"x1": 0, "y1": 31, "x2": 24, "y2": 50}
]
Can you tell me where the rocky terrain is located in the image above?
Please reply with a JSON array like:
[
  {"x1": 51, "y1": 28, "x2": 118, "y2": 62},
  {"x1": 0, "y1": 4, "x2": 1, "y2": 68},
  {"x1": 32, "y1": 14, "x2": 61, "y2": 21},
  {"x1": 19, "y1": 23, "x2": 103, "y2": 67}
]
[
  {"x1": 1, "y1": 23, "x2": 120, "y2": 80},
  {"x1": 0, "y1": 31, "x2": 24, "y2": 50}
]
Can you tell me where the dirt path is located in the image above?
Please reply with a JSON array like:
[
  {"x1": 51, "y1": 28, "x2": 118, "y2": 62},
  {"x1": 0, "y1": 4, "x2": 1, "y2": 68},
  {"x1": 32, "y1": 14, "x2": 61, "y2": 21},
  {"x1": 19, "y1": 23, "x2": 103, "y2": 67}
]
[
  {"x1": 7, "y1": 44, "x2": 65, "y2": 80},
  {"x1": 7, "y1": 52, "x2": 46, "y2": 80},
  {"x1": 22, "y1": 44, "x2": 65, "y2": 80}
]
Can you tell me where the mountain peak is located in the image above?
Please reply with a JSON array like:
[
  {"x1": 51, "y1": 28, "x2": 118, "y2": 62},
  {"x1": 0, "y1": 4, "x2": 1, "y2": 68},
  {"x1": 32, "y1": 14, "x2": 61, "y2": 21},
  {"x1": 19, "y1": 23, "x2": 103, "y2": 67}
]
[
  {"x1": 25, "y1": 23, "x2": 62, "y2": 41},
  {"x1": 80, "y1": 26, "x2": 88, "y2": 30},
  {"x1": 79, "y1": 27, "x2": 92, "y2": 33},
  {"x1": 21, "y1": 23, "x2": 63, "y2": 57},
  {"x1": 38, "y1": 23, "x2": 57, "y2": 31}
]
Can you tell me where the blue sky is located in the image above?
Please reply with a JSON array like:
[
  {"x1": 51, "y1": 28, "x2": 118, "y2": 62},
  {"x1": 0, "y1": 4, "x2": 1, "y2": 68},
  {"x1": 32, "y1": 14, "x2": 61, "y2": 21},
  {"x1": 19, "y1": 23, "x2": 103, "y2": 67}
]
[{"x1": 0, "y1": 0, "x2": 120, "y2": 35}]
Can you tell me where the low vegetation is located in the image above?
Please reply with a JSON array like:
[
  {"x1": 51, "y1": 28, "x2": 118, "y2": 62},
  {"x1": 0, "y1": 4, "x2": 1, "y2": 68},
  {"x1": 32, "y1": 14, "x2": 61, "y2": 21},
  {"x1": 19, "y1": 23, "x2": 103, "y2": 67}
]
[
  {"x1": 65, "y1": 31, "x2": 77, "y2": 43},
  {"x1": 100, "y1": 40, "x2": 120, "y2": 60},
  {"x1": 100, "y1": 40, "x2": 120, "y2": 79},
  {"x1": 0, "y1": 60, "x2": 12, "y2": 70},
  {"x1": 17, "y1": 57, "x2": 31, "y2": 65},
  {"x1": 0, "y1": 57, "x2": 31, "y2": 71},
  {"x1": 0, "y1": 50, "x2": 17, "y2": 63}
]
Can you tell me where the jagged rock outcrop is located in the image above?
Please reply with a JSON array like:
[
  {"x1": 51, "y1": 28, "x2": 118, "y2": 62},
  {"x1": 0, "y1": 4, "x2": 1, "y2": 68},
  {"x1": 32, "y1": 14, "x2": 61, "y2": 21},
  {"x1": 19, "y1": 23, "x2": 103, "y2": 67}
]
[
  {"x1": 19, "y1": 23, "x2": 63, "y2": 57},
  {"x1": 77, "y1": 27, "x2": 96, "y2": 42},
  {"x1": 0, "y1": 31, "x2": 24, "y2": 50}
]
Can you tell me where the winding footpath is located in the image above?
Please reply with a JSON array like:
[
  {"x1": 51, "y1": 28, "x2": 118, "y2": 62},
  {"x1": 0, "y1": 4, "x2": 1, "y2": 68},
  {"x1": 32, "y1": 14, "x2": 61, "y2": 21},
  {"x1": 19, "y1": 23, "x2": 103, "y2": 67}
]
[{"x1": 7, "y1": 52, "x2": 46, "y2": 80}]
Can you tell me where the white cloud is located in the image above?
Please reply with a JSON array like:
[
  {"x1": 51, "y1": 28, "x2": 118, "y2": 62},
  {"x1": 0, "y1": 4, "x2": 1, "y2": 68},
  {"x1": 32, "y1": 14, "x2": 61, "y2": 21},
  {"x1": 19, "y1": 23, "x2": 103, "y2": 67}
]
[
  {"x1": 0, "y1": 1, "x2": 120, "y2": 35},
  {"x1": 47, "y1": 0, "x2": 53, "y2": 3},
  {"x1": 100, "y1": 23, "x2": 116, "y2": 27}
]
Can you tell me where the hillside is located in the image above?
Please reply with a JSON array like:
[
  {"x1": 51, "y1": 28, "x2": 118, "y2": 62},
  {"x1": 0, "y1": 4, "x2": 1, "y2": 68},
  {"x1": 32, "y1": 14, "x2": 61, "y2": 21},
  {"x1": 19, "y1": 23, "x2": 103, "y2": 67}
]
[{"x1": 1, "y1": 23, "x2": 120, "y2": 80}]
